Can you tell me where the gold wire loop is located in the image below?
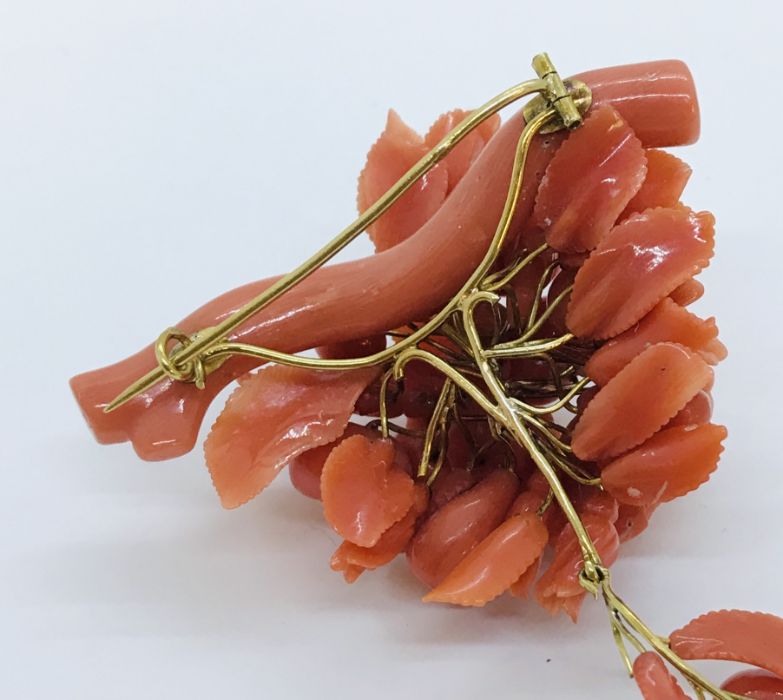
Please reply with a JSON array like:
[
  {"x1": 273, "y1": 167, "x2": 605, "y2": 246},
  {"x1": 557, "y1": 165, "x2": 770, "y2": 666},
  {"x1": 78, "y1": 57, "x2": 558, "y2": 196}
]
[
  {"x1": 579, "y1": 562, "x2": 610, "y2": 597},
  {"x1": 154, "y1": 328, "x2": 207, "y2": 389}
]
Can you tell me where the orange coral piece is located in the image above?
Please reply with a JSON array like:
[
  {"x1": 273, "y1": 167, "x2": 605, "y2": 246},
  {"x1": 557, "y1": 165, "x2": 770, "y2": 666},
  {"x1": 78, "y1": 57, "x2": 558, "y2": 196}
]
[
  {"x1": 621, "y1": 149, "x2": 691, "y2": 219},
  {"x1": 667, "y1": 391, "x2": 713, "y2": 428},
  {"x1": 535, "y1": 514, "x2": 619, "y2": 622},
  {"x1": 407, "y1": 469, "x2": 519, "y2": 588},
  {"x1": 424, "y1": 109, "x2": 501, "y2": 193},
  {"x1": 722, "y1": 670, "x2": 783, "y2": 699},
  {"x1": 567, "y1": 207, "x2": 715, "y2": 340},
  {"x1": 670, "y1": 278, "x2": 704, "y2": 307},
  {"x1": 423, "y1": 513, "x2": 548, "y2": 607},
  {"x1": 585, "y1": 297, "x2": 725, "y2": 386},
  {"x1": 357, "y1": 110, "x2": 449, "y2": 253},
  {"x1": 633, "y1": 652, "x2": 692, "y2": 700},
  {"x1": 601, "y1": 423, "x2": 727, "y2": 507},
  {"x1": 330, "y1": 484, "x2": 429, "y2": 582},
  {"x1": 670, "y1": 610, "x2": 783, "y2": 677},
  {"x1": 204, "y1": 365, "x2": 376, "y2": 508},
  {"x1": 616, "y1": 502, "x2": 656, "y2": 543},
  {"x1": 321, "y1": 434, "x2": 415, "y2": 548},
  {"x1": 573, "y1": 343, "x2": 713, "y2": 461},
  {"x1": 289, "y1": 423, "x2": 373, "y2": 500},
  {"x1": 535, "y1": 105, "x2": 646, "y2": 253}
]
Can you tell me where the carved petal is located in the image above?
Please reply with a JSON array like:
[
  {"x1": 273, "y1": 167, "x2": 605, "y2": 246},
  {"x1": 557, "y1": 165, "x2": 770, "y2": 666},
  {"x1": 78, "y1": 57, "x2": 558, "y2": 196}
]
[
  {"x1": 534, "y1": 105, "x2": 646, "y2": 253},
  {"x1": 670, "y1": 610, "x2": 783, "y2": 677},
  {"x1": 572, "y1": 343, "x2": 712, "y2": 461},
  {"x1": 567, "y1": 207, "x2": 715, "y2": 340},
  {"x1": 321, "y1": 434, "x2": 415, "y2": 548},
  {"x1": 204, "y1": 366, "x2": 377, "y2": 508},
  {"x1": 633, "y1": 652, "x2": 692, "y2": 700},
  {"x1": 601, "y1": 423, "x2": 727, "y2": 506},
  {"x1": 423, "y1": 513, "x2": 548, "y2": 607}
]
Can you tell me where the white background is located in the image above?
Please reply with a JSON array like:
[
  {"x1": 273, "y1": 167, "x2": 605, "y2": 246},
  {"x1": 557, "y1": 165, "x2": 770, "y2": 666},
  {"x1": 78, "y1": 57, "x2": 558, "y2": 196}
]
[{"x1": 1, "y1": 1, "x2": 781, "y2": 698}]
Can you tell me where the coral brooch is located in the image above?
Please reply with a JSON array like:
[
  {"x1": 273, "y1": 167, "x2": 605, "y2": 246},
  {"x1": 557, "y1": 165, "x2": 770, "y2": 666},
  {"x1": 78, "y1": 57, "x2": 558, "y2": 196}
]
[{"x1": 71, "y1": 54, "x2": 782, "y2": 699}]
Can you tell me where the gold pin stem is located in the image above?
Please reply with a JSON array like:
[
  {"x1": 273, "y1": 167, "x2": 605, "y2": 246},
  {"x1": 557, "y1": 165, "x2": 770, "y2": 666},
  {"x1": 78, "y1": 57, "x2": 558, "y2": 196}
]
[
  {"x1": 105, "y1": 77, "x2": 560, "y2": 413},
  {"x1": 205, "y1": 106, "x2": 554, "y2": 360},
  {"x1": 106, "y1": 54, "x2": 590, "y2": 413},
  {"x1": 106, "y1": 100, "x2": 559, "y2": 420},
  {"x1": 171, "y1": 77, "x2": 550, "y2": 359}
]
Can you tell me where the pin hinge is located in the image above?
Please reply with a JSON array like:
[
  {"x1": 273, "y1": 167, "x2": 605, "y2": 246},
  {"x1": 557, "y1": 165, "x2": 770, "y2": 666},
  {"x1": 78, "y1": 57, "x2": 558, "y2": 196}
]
[{"x1": 523, "y1": 53, "x2": 592, "y2": 133}]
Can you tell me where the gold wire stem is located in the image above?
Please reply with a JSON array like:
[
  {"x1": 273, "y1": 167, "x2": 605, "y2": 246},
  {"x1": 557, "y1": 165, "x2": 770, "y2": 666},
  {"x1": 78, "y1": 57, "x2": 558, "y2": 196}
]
[
  {"x1": 480, "y1": 243, "x2": 549, "y2": 292},
  {"x1": 536, "y1": 352, "x2": 566, "y2": 396},
  {"x1": 538, "y1": 441, "x2": 601, "y2": 487},
  {"x1": 485, "y1": 332, "x2": 574, "y2": 358},
  {"x1": 365, "y1": 418, "x2": 423, "y2": 438},
  {"x1": 615, "y1": 613, "x2": 647, "y2": 658},
  {"x1": 130, "y1": 102, "x2": 556, "y2": 387},
  {"x1": 437, "y1": 321, "x2": 474, "y2": 358},
  {"x1": 610, "y1": 618, "x2": 635, "y2": 677},
  {"x1": 393, "y1": 348, "x2": 504, "y2": 425},
  {"x1": 104, "y1": 66, "x2": 579, "y2": 413},
  {"x1": 689, "y1": 684, "x2": 707, "y2": 700},
  {"x1": 469, "y1": 434, "x2": 516, "y2": 473},
  {"x1": 609, "y1": 611, "x2": 647, "y2": 677},
  {"x1": 416, "y1": 379, "x2": 455, "y2": 478},
  {"x1": 451, "y1": 404, "x2": 477, "y2": 454},
  {"x1": 501, "y1": 286, "x2": 523, "y2": 337},
  {"x1": 458, "y1": 290, "x2": 603, "y2": 568},
  {"x1": 509, "y1": 376, "x2": 590, "y2": 417},
  {"x1": 517, "y1": 411, "x2": 574, "y2": 454},
  {"x1": 536, "y1": 489, "x2": 554, "y2": 517},
  {"x1": 525, "y1": 260, "x2": 560, "y2": 330},
  {"x1": 504, "y1": 357, "x2": 577, "y2": 396},
  {"x1": 407, "y1": 336, "x2": 467, "y2": 366},
  {"x1": 519, "y1": 284, "x2": 573, "y2": 343},
  {"x1": 426, "y1": 418, "x2": 451, "y2": 486},
  {"x1": 377, "y1": 368, "x2": 396, "y2": 438}
]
